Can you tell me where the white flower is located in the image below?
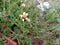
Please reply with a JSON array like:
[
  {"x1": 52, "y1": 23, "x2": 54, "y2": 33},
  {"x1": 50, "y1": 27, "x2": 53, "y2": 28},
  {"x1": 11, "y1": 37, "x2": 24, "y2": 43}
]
[
  {"x1": 21, "y1": 3, "x2": 26, "y2": 7},
  {"x1": 37, "y1": 1, "x2": 51, "y2": 11},
  {"x1": 19, "y1": 12, "x2": 30, "y2": 22},
  {"x1": 37, "y1": 0, "x2": 44, "y2": 11},
  {"x1": 37, "y1": 5, "x2": 45, "y2": 11},
  {"x1": 43, "y1": 2, "x2": 51, "y2": 9}
]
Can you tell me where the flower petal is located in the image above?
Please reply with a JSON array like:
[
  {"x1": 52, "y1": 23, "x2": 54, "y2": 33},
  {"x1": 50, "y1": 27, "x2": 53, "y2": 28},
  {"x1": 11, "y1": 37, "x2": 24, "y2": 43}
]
[
  {"x1": 26, "y1": 18, "x2": 30, "y2": 22},
  {"x1": 26, "y1": 13, "x2": 28, "y2": 16},
  {"x1": 22, "y1": 19, "x2": 24, "y2": 21},
  {"x1": 23, "y1": 12, "x2": 26, "y2": 15},
  {"x1": 19, "y1": 15, "x2": 22, "y2": 18}
]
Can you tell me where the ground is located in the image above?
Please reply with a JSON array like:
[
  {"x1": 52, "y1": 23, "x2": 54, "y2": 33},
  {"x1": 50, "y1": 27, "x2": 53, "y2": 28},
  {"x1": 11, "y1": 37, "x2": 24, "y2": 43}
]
[{"x1": 0, "y1": 0, "x2": 60, "y2": 45}]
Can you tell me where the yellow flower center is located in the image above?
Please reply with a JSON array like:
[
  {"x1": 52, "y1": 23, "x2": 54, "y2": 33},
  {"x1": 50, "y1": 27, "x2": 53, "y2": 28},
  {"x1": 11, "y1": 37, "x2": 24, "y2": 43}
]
[{"x1": 22, "y1": 14, "x2": 27, "y2": 19}]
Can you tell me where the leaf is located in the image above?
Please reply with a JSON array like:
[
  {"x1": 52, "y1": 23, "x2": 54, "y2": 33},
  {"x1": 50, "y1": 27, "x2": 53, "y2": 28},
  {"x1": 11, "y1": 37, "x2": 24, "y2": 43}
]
[
  {"x1": 5, "y1": 37, "x2": 17, "y2": 45},
  {"x1": 44, "y1": 40, "x2": 54, "y2": 45},
  {"x1": 56, "y1": 18, "x2": 60, "y2": 23},
  {"x1": 46, "y1": 8, "x2": 57, "y2": 22}
]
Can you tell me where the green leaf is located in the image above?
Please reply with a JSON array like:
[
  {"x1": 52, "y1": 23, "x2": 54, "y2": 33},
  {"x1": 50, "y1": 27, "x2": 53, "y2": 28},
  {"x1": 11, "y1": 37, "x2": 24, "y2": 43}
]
[{"x1": 46, "y1": 8, "x2": 57, "y2": 22}]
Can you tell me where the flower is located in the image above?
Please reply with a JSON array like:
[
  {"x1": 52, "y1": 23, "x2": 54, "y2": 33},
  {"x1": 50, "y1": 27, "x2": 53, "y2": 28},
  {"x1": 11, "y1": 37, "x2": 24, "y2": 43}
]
[
  {"x1": 37, "y1": 5, "x2": 45, "y2": 11},
  {"x1": 37, "y1": 0, "x2": 44, "y2": 11},
  {"x1": 37, "y1": 1, "x2": 51, "y2": 11},
  {"x1": 43, "y1": 2, "x2": 51, "y2": 9},
  {"x1": 19, "y1": 12, "x2": 30, "y2": 22},
  {"x1": 21, "y1": 3, "x2": 26, "y2": 7}
]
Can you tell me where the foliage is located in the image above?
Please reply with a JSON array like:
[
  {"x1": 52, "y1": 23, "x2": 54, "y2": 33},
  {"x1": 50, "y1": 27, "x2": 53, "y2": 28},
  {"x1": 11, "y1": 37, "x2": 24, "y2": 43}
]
[{"x1": 0, "y1": 0, "x2": 60, "y2": 45}]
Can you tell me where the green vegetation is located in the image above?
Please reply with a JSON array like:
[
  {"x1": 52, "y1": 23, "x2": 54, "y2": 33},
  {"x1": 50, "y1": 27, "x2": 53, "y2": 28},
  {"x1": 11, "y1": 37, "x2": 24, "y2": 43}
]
[{"x1": 0, "y1": 0, "x2": 60, "y2": 45}]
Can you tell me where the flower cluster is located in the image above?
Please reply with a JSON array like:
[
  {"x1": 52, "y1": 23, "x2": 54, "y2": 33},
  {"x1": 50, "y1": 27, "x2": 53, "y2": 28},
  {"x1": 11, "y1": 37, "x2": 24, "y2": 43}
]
[
  {"x1": 19, "y1": 3, "x2": 30, "y2": 22},
  {"x1": 37, "y1": 0, "x2": 51, "y2": 11}
]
